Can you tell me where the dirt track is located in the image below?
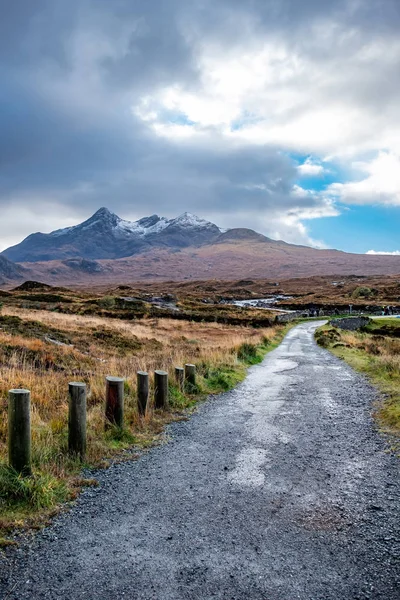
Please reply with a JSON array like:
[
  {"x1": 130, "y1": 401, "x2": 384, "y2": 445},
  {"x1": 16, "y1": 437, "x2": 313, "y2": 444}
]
[{"x1": 1, "y1": 321, "x2": 399, "y2": 599}]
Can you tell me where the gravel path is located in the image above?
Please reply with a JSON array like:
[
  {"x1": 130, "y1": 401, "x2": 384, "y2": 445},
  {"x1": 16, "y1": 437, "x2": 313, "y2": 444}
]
[{"x1": 1, "y1": 321, "x2": 399, "y2": 599}]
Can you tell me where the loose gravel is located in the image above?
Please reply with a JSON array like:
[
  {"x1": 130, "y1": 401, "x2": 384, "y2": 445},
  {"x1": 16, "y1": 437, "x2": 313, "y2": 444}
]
[{"x1": 1, "y1": 321, "x2": 399, "y2": 599}]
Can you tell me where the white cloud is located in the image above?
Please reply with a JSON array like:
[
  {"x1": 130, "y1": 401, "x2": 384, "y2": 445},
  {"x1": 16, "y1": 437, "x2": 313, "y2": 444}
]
[
  {"x1": 327, "y1": 151, "x2": 400, "y2": 205},
  {"x1": 133, "y1": 31, "x2": 400, "y2": 158},
  {"x1": 212, "y1": 208, "x2": 327, "y2": 248},
  {"x1": 0, "y1": 195, "x2": 81, "y2": 251},
  {"x1": 366, "y1": 250, "x2": 400, "y2": 256},
  {"x1": 298, "y1": 158, "x2": 325, "y2": 176}
]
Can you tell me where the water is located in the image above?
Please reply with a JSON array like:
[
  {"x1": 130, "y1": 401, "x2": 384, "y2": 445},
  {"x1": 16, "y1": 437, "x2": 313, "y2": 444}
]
[{"x1": 232, "y1": 296, "x2": 293, "y2": 309}]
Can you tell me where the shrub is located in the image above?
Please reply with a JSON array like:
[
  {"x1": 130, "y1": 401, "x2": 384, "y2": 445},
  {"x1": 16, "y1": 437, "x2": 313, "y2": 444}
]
[
  {"x1": 261, "y1": 336, "x2": 271, "y2": 347},
  {"x1": 237, "y1": 342, "x2": 258, "y2": 362},
  {"x1": 315, "y1": 327, "x2": 341, "y2": 348},
  {"x1": 351, "y1": 286, "x2": 374, "y2": 299},
  {"x1": 205, "y1": 369, "x2": 242, "y2": 391},
  {"x1": 97, "y1": 296, "x2": 116, "y2": 309},
  {"x1": 169, "y1": 384, "x2": 192, "y2": 409}
]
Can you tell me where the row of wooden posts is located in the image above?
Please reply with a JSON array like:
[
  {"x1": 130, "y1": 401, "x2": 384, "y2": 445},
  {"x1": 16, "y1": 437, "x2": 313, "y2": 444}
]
[{"x1": 8, "y1": 363, "x2": 197, "y2": 476}]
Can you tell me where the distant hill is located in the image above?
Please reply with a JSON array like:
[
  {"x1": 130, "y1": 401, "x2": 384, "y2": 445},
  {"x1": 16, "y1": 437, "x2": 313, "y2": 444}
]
[{"x1": 2, "y1": 208, "x2": 400, "y2": 286}]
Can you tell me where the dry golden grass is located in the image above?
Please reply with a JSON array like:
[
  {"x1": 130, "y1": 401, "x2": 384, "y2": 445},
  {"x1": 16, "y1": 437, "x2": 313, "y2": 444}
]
[
  {"x1": 0, "y1": 305, "x2": 286, "y2": 534},
  {"x1": 2, "y1": 305, "x2": 269, "y2": 348}
]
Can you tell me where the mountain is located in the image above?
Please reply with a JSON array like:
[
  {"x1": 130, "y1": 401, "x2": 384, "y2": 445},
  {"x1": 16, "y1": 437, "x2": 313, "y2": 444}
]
[
  {"x1": 0, "y1": 256, "x2": 28, "y2": 284},
  {"x1": 2, "y1": 208, "x2": 223, "y2": 262},
  {"x1": 3, "y1": 207, "x2": 400, "y2": 286},
  {"x1": 17, "y1": 234, "x2": 400, "y2": 287},
  {"x1": 216, "y1": 228, "x2": 272, "y2": 244}
]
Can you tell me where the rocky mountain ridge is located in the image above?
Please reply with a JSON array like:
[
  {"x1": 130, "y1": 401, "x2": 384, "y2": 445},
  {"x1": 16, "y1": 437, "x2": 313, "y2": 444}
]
[{"x1": 2, "y1": 208, "x2": 228, "y2": 262}]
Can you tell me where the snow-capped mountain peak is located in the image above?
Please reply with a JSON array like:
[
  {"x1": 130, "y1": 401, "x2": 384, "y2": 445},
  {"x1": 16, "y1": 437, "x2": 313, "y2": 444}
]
[
  {"x1": 169, "y1": 212, "x2": 215, "y2": 229},
  {"x1": 2, "y1": 208, "x2": 226, "y2": 262},
  {"x1": 116, "y1": 214, "x2": 170, "y2": 237},
  {"x1": 51, "y1": 207, "x2": 121, "y2": 237}
]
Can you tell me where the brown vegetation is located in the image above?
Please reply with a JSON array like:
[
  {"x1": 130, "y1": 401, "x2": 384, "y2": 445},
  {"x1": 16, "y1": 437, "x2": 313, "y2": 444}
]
[{"x1": 11, "y1": 239, "x2": 400, "y2": 287}]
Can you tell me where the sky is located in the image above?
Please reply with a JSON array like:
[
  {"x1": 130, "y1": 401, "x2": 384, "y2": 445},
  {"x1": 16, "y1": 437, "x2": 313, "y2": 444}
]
[{"x1": 1, "y1": 0, "x2": 400, "y2": 254}]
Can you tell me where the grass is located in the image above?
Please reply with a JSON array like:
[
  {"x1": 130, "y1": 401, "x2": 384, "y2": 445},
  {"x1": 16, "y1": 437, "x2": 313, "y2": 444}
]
[
  {"x1": 0, "y1": 305, "x2": 289, "y2": 541},
  {"x1": 315, "y1": 321, "x2": 400, "y2": 445},
  {"x1": 362, "y1": 317, "x2": 400, "y2": 338},
  {"x1": 0, "y1": 467, "x2": 69, "y2": 510}
]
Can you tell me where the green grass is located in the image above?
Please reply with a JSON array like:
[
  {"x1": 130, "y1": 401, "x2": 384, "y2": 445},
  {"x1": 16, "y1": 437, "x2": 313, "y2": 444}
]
[
  {"x1": 362, "y1": 318, "x2": 400, "y2": 338},
  {"x1": 168, "y1": 383, "x2": 194, "y2": 409},
  {"x1": 0, "y1": 466, "x2": 69, "y2": 510},
  {"x1": 0, "y1": 470, "x2": 99, "y2": 546},
  {"x1": 203, "y1": 367, "x2": 245, "y2": 392},
  {"x1": 237, "y1": 341, "x2": 258, "y2": 361},
  {"x1": 104, "y1": 426, "x2": 138, "y2": 446},
  {"x1": 369, "y1": 318, "x2": 400, "y2": 327}
]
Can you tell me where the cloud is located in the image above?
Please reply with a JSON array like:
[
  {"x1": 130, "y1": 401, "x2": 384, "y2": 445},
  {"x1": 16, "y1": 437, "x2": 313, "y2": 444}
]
[
  {"x1": 1, "y1": 0, "x2": 400, "y2": 251},
  {"x1": 366, "y1": 250, "x2": 400, "y2": 256},
  {"x1": 298, "y1": 158, "x2": 326, "y2": 176},
  {"x1": 327, "y1": 152, "x2": 400, "y2": 205},
  {"x1": 132, "y1": 12, "x2": 400, "y2": 157}
]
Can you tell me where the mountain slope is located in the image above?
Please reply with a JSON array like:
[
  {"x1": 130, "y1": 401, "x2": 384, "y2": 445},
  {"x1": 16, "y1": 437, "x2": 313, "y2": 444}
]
[
  {"x1": 2, "y1": 208, "x2": 223, "y2": 262},
  {"x1": 22, "y1": 238, "x2": 400, "y2": 286},
  {"x1": 0, "y1": 256, "x2": 28, "y2": 284}
]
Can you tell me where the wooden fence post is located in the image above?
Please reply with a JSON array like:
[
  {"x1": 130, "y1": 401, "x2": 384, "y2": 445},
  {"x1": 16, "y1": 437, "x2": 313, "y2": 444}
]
[
  {"x1": 175, "y1": 367, "x2": 184, "y2": 392},
  {"x1": 105, "y1": 376, "x2": 124, "y2": 428},
  {"x1": 137, "y1": 371, "x2": 149, "y2": 416},
  {"x1": 185, "y1": 364, "x2": 196, "y2": 389},
  {"x1": 8, "y1": 389, "x2": 31, "y2": 475},
  {"x1": 154, "y1": 370, "x2": 168, "y2": 410},
  {"x1": 68, "y1": 382, "x2": 87, "y2": 459}
]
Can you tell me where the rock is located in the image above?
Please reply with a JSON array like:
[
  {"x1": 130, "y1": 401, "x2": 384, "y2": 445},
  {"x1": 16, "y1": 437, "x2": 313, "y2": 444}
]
[{"x1": 331, "y1": 317, "x2": 371, "y2": 331}]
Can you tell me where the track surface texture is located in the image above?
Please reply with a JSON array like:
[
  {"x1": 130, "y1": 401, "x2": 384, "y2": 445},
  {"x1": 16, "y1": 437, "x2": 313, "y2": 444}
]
[{"x1": 1, "y1": 322, "x2": 399, "y2": 599}]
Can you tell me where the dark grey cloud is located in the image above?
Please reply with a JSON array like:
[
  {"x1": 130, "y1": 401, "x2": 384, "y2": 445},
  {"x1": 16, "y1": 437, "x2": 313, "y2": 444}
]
[
  {"x1": 0, "y1": 0, "x2": 197, "y2": 90},
  {"x1": 0, "y1": 0, "x2": 398, "y2": 249},
  {"x1": 0, "y1": 0, "x2": 198, "y2": 193}
]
